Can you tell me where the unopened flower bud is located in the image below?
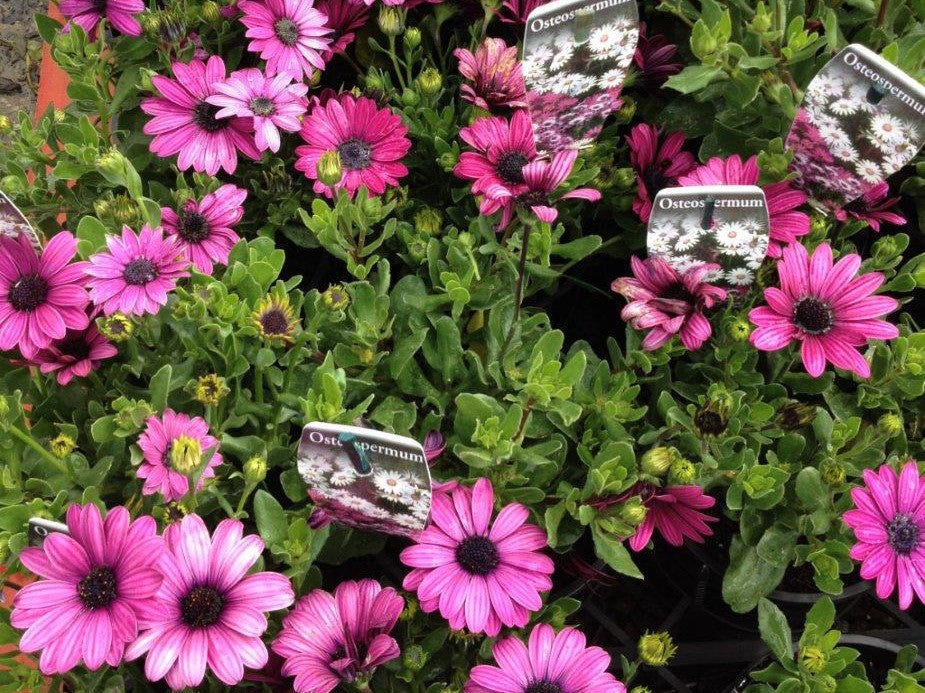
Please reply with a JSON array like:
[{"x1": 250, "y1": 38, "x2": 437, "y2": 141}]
[
  {"x1": 358, "y1": 347, "x2": 375, "y2": 365},
  {"x1": 417, "y1": 67, "x2": 442, "y2": 96},
  {"x1": 322, "y1": 284, "x2": 350, "y2": 310},
  {"x1": 641, "y1": 447, "x2": 677, "y2": 476},
  {"x1": 169, "y1": 435, "x2": 203, "y2": 475},
  {"x1": 404, "y1": 27, "x2": 421, "y2": 49},
  {"x1": 96, "y1": 148, "x2": 131, "y2": 181},
  {"x1": 202, "y1": 0, "x2": 221, "y2": 22},
  {"x1": 159, "y1": 11, "x2": 186, "y2": 43},
  {"x1": 694, "y1": 399, "x2": 729, "y2": 438},
  {"x1": 98, "y1": 313, "x2": 133, "y2": 342},
  {"x1": 630, "y1": 688, "x2": 654, "y2": 693},
  {"x1": 193, "y1": 374, "x2": 229, "y2": 407},
  {"x1": 0, "y1": 115, "x2": 12, "y2": 135},
  {"x1": 244, "y1": 456, "x2": 267, "y2": 485},
  {"x1": 317, "y1": 150, "x2": 343, "y2": 188},
  {"x1": 877, "y1": 413, "x2": 903, "y2": 438},
  {"x1": 799, "y1": 645, "x2": 827, "y2": 673},
  {"x1": 377, "y1": 6, "x2": 404, "y2": 36},
  {"x1": 109, "y1": 194, "x2": 139, "y2": 225},
  {"x1": 776, "y1": 402, "x2": 815, "y2": 431},
  {"x1": 638, "y1": 631, "x2": 677, "y2": 666},
  {"x1": 726, "y1": 316, "x2": 752, "y2": 342},
  {"x1": 401, "y1": 87, "x2": 420, "y2": 108},
  {"x1": 620, "y1": 500, "x2": 647, "y2": 527},
  {"x1": 820, "y1": 459, "x2": 846, "y2": 486},
  {"x1": 414, "y1": 207, "x2": 442, "y2": 235},
  {"x1": 457, "y1": 231, "x2": 474, "y2": 249},
  {"x1": 402, "y1": 644, "x2": 427, "y2": 672},
  {"x1": 614, "y1": 95, "x2": 636, "y2": 123},
  {"x1": 53, "y1": 109, "x2": 66, "y2": 124},
  {"x1": 140, "y1": 12, "x2": 161, "y2": 36},
  {"x1": 49, "y1": 433, "x2": 77, "y2": 459},
  {"x1": 669, "y1": 458, "x2": 696, "y2": 485}
]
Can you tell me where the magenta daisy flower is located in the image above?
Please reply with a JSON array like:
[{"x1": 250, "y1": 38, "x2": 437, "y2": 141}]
[
  {"x1": 626, "y1": 123, "x2": 696, "y2": 223},
  {"x1": 679, "y1": 154, "x2": 809, "y2": 258},
  {"x1": 272, "y1": 579, "x2": 404, "y2": 693},
  {"x1": 400, "y1": 478, "x2": 554, "y2": 636},
  {"x1": 11, "y1": 504, "x2": 163, "y2": 675},
  {"x1": 141, "y1": 56, "x2": 261, "y2": 176},
  {"x1": 207, "y1": 68, "x2": 308, "y2": 153},
  {"x1": 30, "y1": 320, "x2": 118, "y2": 386},
  {"x1": 481, "y1": 149, "x2": 601, "y2": 230},
  {"x1": 455, "y1": 110, "x2": 537, "y2": 200},
  {"x1": 454, "y1": 38, "x2": 527, "y2": 112},
  {"x1": 423, "y1": 430, "x2": 445, "y2": 465},
  {"x1": 748, "y1": 242, "x2": 899, "y2": 378},
  {"x1": 844, "y1": 461, "x2": 924, "y2": 609},
  {"x1": 59, "y1": 0, "x2": 144, "y2": 37},
  {"x1": 498, "y1": 0, "x2": 548, "y2": 26},
  {"x1": 295, "y1": 93, "x2": 411, "y2": 198},
  {"x1": 125, "y1": 515, "x2": 295, "y2": 689},
  {"x1": 136, "y1": 409, "x2": 223, "y2": 501},
  {"x1": 633, "y1": 23, "x2": 682, "y2": 89},
  {"x1": 611, "y1": 256, "x2": 727, "y2": 351},
  {"x1": 626, "y1": 483, "x2": 717, "y2": 551},
  {"x1": 465, "y1": 623, "x2": 627, "y2": 693},
  {"x1": 0, "y1": 231, "x2": 90, "y2": 359},
  {"x1": 316, "y1": 0, "x2": 369, "y2": 59},
  {"x1": 239, "y1": 0, "x2": 332, "y2": 81},
  {"x1": 85, "y1": 225, "x2": 190, "y2": 317},
  {"x1": 834, "y1": 182, "x2": 906, "y2": 233},
  {"x1": 161, "y1": 185, "x2": 248, "y2": 275}
]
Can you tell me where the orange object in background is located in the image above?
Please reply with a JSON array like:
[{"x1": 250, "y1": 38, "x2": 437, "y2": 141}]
[{"x1": 34, "y1": 2, "x2": 71, "y2": 120}]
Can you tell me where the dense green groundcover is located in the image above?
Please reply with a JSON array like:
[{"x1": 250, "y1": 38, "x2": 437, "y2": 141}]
[{"x1": 0, "y1": 0, "x2": 924, "y2": 690}]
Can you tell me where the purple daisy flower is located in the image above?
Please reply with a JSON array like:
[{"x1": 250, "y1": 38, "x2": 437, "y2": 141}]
[
  {"x1": 161, "y1": 185, "x2": 248, "y2": 275},
  {"x1": 239, "y1": 0, "x2": 332, "y2": 81},
  {"x1": 59, "y1": 0, "x2": 144, "y2": 37}
]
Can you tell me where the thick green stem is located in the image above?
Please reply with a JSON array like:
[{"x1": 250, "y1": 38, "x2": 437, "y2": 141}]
[
  {"x1": 498, "y1": 224, "x2": 532, "y2": 359},
  {"x1": 8, "y1": 425, "x2": 69, "y2": 475}
]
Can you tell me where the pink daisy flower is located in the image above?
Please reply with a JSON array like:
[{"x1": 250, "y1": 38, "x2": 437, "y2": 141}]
[
  {"x1": 498, "y1": 0, "x2": 548, "y2": 25},
  {"x1": 207, "y1": 68, "x2": 308, "y2": 153},
  {"x1": 481, "y1": 149, "x2": 601, "y2": 230},
  {"x1": 30, "y1": 320, "x2": 118, "y2": 386},
  {"x1": 141, "y1": 56, "x2": 261, "y2": 176},
  {"x1": 465, "y1": 623, "x2": 627, "y2": 693},
  {"x1": 748, "y1": 242, "x2": 899, "y2": 378},
  {"x1": 295, "y1": 93, "x2": 411, "y2": 198},
  {"x1": 454, "y1": 38, "x2": 527, "y2": 112},
  {"x1": 272, "y1": 579, "x2": 404, "y2": 693},
  {"x1": 423, "y1": 430, "x2": 445, "y2": 464},
  {"x1": 633, "y1": 23, "x2": 682, "y2": 89},
  {"x1": 11, "y1": 504, "x2": 163, "y2": 675},
  {"x1": 239, "y1": 0, "x2": 332, "y2": 81},
  {"x1": 626, "y1": 123, "x2": 696, "y2": 223},
  {"x1": 59, "y1": 0, "x2": 144, "y2": 37},
  {"x1": 136, "y1": 409, "x2": 223, "y2": 502},
  {"x1": 316, "y1": 0, "x2": 369, "y2": 59},
  {"x1": 834, "y1": 182, "x2": 906, "y2": 233},
  {"x1": 85, "y1": 225, "x2": 190, "y2": 317},
  {"x1": 400, "y1": 478, "x2": 554, "y2": 636},
  {"x1": 455, "y1": 110, "x2": 537, "y2": 199},
  {"x1": 0, "y1": 231, "x2": 90, "y2": 359},
  {"x1": 125, "y1": 515, "x2": 295, "y2": 690},
  {"x1": 843, "y1": 461, "x2": 924, "y2": 610},
  {"x1": 626, "y1": 483, "x2": 717, "y2": 551},
  {"x1": 610, "y1": 256, "x2": 727, "y2": 351},
  {"x1": 161, "y1": 185, "x2": 248, "y2": 275},
  {"x1": 679, "y1": 154, "x2": 810, "y2": 258}
]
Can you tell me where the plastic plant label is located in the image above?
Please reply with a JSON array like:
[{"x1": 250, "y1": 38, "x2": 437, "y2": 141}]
[
  {"x1": 522, "y1": 0, "x2": 638, "y2": 155},
  {"x1": 0, "y1": 190, "x2": 43, "y2": 254},
  {"x1": 786, "y1": 44, "x2": 925, "y2": 211},
  {"x1": 647, "y1": 185, "x2": 770, "y2": 288},
  {"x1": 297, "y1": 422, "x2": 432, "y2": 537},
  {"x1": 28, "y1": 518, "x2": 69, "y2": 547}
]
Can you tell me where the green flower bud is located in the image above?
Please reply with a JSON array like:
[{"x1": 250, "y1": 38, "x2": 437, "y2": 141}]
[
  {"x1": 49, "y1": 433, "x2": 77, "y2": 459},
  {"x1": 169, "y1": 435, "x2": 203, "y2": 475},
  {"x1": 694, "y1": 399, "x2": 729, "y2": 438},
  {"x1": 641, "y1": 447, "x2": 677, "y2": 477},
  {"x1": 53, "y1": 109, "x2": 66, "y2": 124},
  {"x1": 243, "y1": 456, "x2": 268, "y2": 485},
  {"x1": 0, "y1": 394, "x2": 10, "y2": 424},
  {"x1": 438, "y1": 150, "x2": 459, "y2": 172},
  {"x1": 96, "y1": 148, "x2": 132, "y2": 182},
  {"x1": 638, "y1": 631, "x2": 677, "y2": 666},
  {"x1": 613, "y1": 95, "x2": 636, "y2": 123},
  {"x1": 669, "y1": 458, "x2": 696, "y2": 485},
  {"x1": 457, "y1": 231, "x2": 474, "y2": 250},
  {"x1": 109, "y1": 194, "x2": 140, "y2": 226},
  {"x1": 377, "y1": 6, "x2": 404, "y2": 36},
  {"x1": 877, "y1": 413, "x2": 903, "y2": 438},
  {"x1": 317, "y1": 150, "x2": 343, "y2": 188},
  {"x1": 776, "y1": 402, "x2": 815, "y2": 431},
  {"x1": 202, "y1": 0, "x2": 221, "y2": 22},
  {"x1": 158, "y1": 11, "x2": 186, "y2": 43},
  {"x1": 357, "y1": 346, "x2": 376, "y2": 365},
  {"x1": 799, "y1": 645, "x2": 827, "y2": 673},
  {"x1": 611, "y1": 167, "x2": 636, "y2": 189},
  {"x1": 320, "y1": 284, "x2": 349, "y2": 311},
  {"x1": 401, "y1": 87, "x2": 420, "y2": 108},
  {"x1": 308, "y1": 70, "x2": 322, "y2": 88},
  {"x1": 820, "y1": 459, "x2": 846, "y2": 486},
  {"x1": 417, "y1": 67, "x2": 443, "y2": 96},
  {"x1": 0, "y1": 115, "x2": 12, "y2": 135},
  {"x1": 402, "y1": 644, "x2": 427, "y2": 672},
  {"x1": 726, "y1": 316, "x2": 752, "y2": 342},
  {"x1": 630, "y1": 688, "x2": 654, "y2": 693},
  {"x1": 619, "y1": 500, "x2": 647, "y2": 527},
  {"x1": 810, "y1": 214, "x2": 829, "y2": 238},
  {"x1": 193, "y1": 374, "x2": 229, "y2": 407},
  {"x1": 97, "y1": 313, "x2": 133, "y2": 342},
  {"x1": 404, "y1": 27, "x2": 421, "y2": 49},
  {"x1": 414, "y1": 207, "x2": 442, "y2": 235},
  {"x1": 140, "y1": 12, "x2": 161, "y2": 37},
  {"x1": 749, "y1": 4, "x2": 772, "y2": 33}
]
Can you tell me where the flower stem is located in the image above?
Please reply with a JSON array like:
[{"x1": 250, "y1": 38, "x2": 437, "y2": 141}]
[
  {"x1": 876, "y1": 0, "x2": 890, "y2": 27},
  {"x1": 235, "y1": 482, "x2": 257, "y2": 517},
  {"x1": 255, "y1": 366, "x2": 264, "y2": 406},
  {"x1": 8, "y1": 424, "x2": 69, "y2": 475},
  {"x1": 498, "y1": 224, "x2": 532, "y2": 359}
]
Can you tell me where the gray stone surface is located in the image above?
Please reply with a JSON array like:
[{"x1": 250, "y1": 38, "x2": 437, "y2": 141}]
[{"x1": 0, "y1": 0, "x2": 45, "y2": 120}]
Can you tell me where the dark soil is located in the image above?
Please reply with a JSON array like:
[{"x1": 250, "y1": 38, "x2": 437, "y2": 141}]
[{"x1": 0, "y1": 0, "x2": 45, "y2": 121}]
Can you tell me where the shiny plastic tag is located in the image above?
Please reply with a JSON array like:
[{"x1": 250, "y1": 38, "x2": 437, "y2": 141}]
[
  {"x1": 28, "y1": 518, "x2": 70, "y2": 547},
  {"x1": 297, "y1": 422, "x2": 432, "y2": 537},
  {"x1": 0, "y1": 190, "x2": 43, "y2": 254},
  {"x1": 787, "y1": 44, "x2": 925, "y2": 211},
  {"x1": 522, "y1": 0, "x2": 638, "y2": 155},
  {"x1": 647, "y1": 185, "x2": 770, "y2": 288}
]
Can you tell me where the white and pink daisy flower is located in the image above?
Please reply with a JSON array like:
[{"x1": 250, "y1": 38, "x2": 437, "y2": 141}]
[{"x1": 161, "y1": 185, "x2": 248, "y2": 275}]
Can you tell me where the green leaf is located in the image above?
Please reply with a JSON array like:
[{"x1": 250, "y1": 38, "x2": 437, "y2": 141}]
[
  {"x1": 34, "y1": 13, "x2": 63, "y2": 44},
  {"x1": 723, "y1": 537, "x2": 786, "y2": 613},
  {"x1": 758, "y1": 598, "x2": 793, "y2": 664},
  {"x1": 253, "y1": 489, "x2": 288, "y2": 547},
  {"x1": 805, "y1": 596, "x2": 835, "y2": 635},
  {"x1": 796, "y1": 467, "x2": 827, "y2": 511},
  {"x1": 591, "y1": 523, "x2": 642, "y2": 578},
  {"x1": 149, "y1": 364, "x2": 172, "y2": 412},
  {"x1": 664, "y1": 65, "x2": 727, "y2": 94}
]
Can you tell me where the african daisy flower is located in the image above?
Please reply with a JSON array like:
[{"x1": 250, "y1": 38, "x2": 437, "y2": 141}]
[
  {"x1": 295, "y1": 93, "x2": 411, "y2": 198},
  {"x1": 455, "y1": 110, "x2": 537, "y2": 199},
  {"x1": 498, "y1": 0, "x2": 547, "y2": 26},
  {"x1": 748, "y1": 242, "x2": 899, "y2": 378},
  {"x1": 136, "y1": 409, "x2": 223, "y2": 501},
  {"x1": 11, "y1": 504, "x2": 163, "y2": 675},
  {"x1": 625, "y1": 483, "x2": 717, "y2": 551},
  {"x1": 843, "y1": 461, "x2": 925, "y2": 609},
  {"x1": 633, "y1": 23, "x2": 682, "y2": 89},
  {"x1": 400, "y1": 478, "x2": 554, "y2": 636},
  {"x1": 611, "y1": 256, "x2": 727, "y2": 351},
  {"x1": 272, "y1": 579, "x2": 404, "y2": 693},
  {"x1": 626, "y1": 123, "x2": 696, "y2": 223},
  {"x1": 834, "y1": 181, "x2": 906, "y2": 233},
  {"x1": 253, "y1": 291, "x2": 299, "y2": 343},
  {"x1": 465, "y1": 624, "x2": 627, "y2": 693},
  {"x1": 316, "y1": 0, "x2": 369, "y2": 59},
  {"x1": 679, "y1": 154, "x2": 809, "y2": 257},
  {"x1": 59, "y1": 0, "x2": 144, "y2": 37},
  {"x1": 141, "y1": 56, "x2": 261, "y2": 176},
  {"x1": 207, "y1": 68, "x2": 308, "y2": 153},
  {"x1": 454, "y1": 38, "x2": 527, "y2": 112},
  {"x1": 239, "y1": 0, "x2": 332, "y2": 81},
  {"x1": 0, "y1": 231, "x2": 89, "y2": 359},
  {"x1": 30, "y1": 320, "x2": 118, "y2": 386},
  {"x1": 481, "y1": 149, "x2": 601, "y2": 230},
  {"x1": 161, "y1": 185, "x2": 248, "y2": 275},
  {"x1": 125, "y1": 515, "x2": 295, "y2": 689},
  {"x1": 85, "y1": 225, "x2": 190, "y2": 317}
]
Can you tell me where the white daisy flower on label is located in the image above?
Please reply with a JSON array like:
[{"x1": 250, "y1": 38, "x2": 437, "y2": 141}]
[
  {"x1": 702, "y1": 268, "x2": 724, "y2": 283},
  {"x1": 819, "y1": 124, "x2": 851, "y2": 149},
  {"x1": 726, "y1": 267, "x2": 754, "y2": 286},
  {"x1": 830, "y1": 98, "x2": 858, "y2": 116},
  {"x1": 373, "y1": 469, "x2": 413, "y2": 498},
  {"x1": 813, "y1": 74, "x2": 844, "y2": 96},
  {"x1": 714, "y1": 220, "x2": 752, "y2": 248},
  {"x1": 598, "y1": 68, "x2": 627, "y2": 91},
  {"x1": 831, "y1": 142, "x2": 859, "y2": 163},
  {"x1": 855, "y1": 159, "x2": 882, "y2": 183},
  {"x1": 870, "y1": 113, "x2": 905, "y2": 143},
  {"x1": 674, "y1": 229, "x2": 701, "y2": 252},
  {"x1": 329, "y1": 468, "x2": 357, "y2": 487},
  {"x1": 588, "y1": 23, "x2": 620, "y2": 54}
]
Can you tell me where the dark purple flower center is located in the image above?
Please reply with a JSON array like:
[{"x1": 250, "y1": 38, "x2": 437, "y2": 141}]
[
  {"x1": 792, "y1": 297, "x2": 834, "y2": 335},
  {"x1": 642, "y1": 161, "x2": 670, "y2": 197},
  {"x1": 518, "y1": 190, "x2": 548, "y2": 208},
  {"x1": 260, "y1": 308, "x2": 290, "y2": 336},
  {"x1": 887, "y1": 514, "x2": 919, "y2": 555},
  {"x1": 274, "y1": 18, "x2": 300, "y2": 46},
  {"x1": 7, "y1": 274, "x2": 49, "y2": 312},
  {"x1": 123, "y1": 258, "x2": 159, "y2": 286},
  {"x1": 525, "y1": 682, "x2": 563, "y2": 693},
  {"x1": 694, "y1": 408, "x2": 726, "y2": 436},
  {"x1": 193, "y1": 101, "x2": 229, "y2": 133},
  {"x1": 250, "y1": 96, "x2": 276, "y2": 117},
  {"x1": 91, "y1": 0, "x2": 108, "y2": 13},
  {"x1": 661, "y1": 282, "x2": 694, "y2": 304},
  {"x1": 178, "y1": 211, "x2": 210, "y2": 243},
  {"x1": 78, "y1": 566, "x2": 117, "y2": 609},
  {"x1": 181, "y1": 585, "x2": 225, "y2": 627},
  {"x1": 496, "y1": 152, "x2": 528, "y2": 185},
  {"x1": 337, "y1": 138, "x2": 372, "y2": 171},
  {"x1": 454, "y1": 535, "x2": 500, "y2": 575},
  {"x1": 58, "y1": 335, "x2": 92, "y2": 361}
]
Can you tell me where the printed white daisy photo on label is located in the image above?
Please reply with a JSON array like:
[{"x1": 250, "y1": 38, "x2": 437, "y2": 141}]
[
  {"x1": 297, "y1": 422, "x2": 432, "y2": 537},
  {"x1": 647, "y1": 185, "x2": 770, "y2": 288},
  {"x1": 786, "y1": 44, "x2": 925, "y2": 211},
  {"x1": 522, "y1": 0, "x2": 638, "y2": 155},
  {"x1": 27, "y1": 518, "x2": 70, "y2": 547},
  {"x1": 0, "y1": 190, "x2": 43, "y2": 255}
]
